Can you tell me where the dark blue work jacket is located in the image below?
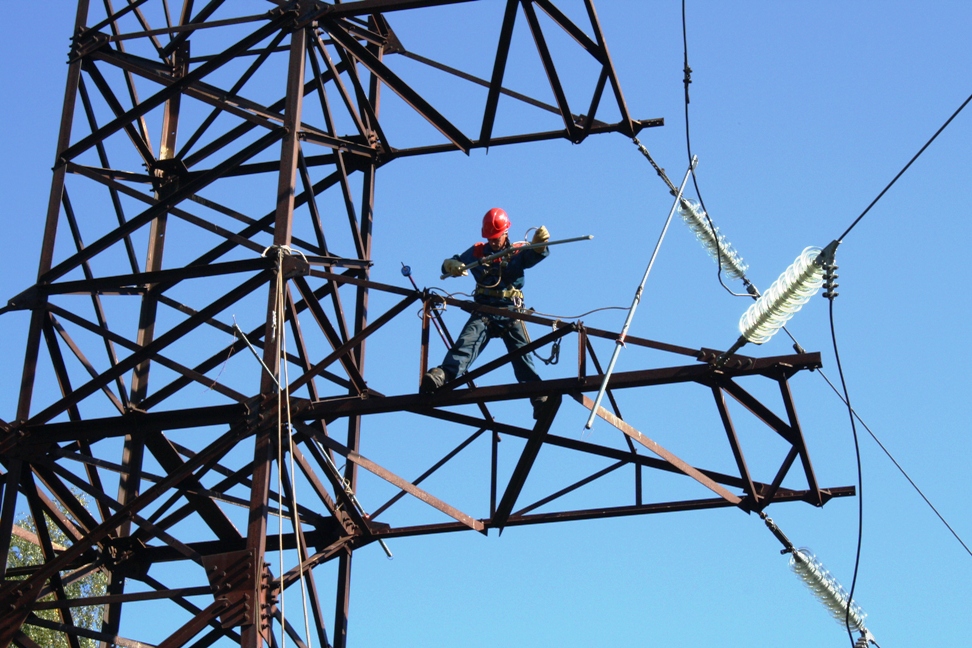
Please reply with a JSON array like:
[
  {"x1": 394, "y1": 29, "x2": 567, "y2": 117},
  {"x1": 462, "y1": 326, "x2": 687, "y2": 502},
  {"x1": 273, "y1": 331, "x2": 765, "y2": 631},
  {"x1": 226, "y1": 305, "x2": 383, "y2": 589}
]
[{"x1": 445, "y1": 241, "x2": 549, "y2": 307}]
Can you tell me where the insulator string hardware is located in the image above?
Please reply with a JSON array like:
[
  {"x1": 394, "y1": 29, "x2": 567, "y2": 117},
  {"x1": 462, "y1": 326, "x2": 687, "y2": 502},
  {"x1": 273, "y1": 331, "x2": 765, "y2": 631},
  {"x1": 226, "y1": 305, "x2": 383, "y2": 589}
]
[
  {"x1": 739, "y1": 245, "x2": 826, "y2": 345},
  {"x1": 677, "y1": 198, "x2": 749, "y2": 280},
  {"x1": 790, "y1": 548, "x2": 875, "y2": 644},
  {"x1": 716, "y1": 240, "x2": 840, "y2": 365},
  {"x1": 822, "y1": 257, "x2": 839, "y2": 300},
  {"x1": 632, "y1": 137, "x2": 679, "y2": 194},
  {"x1": 759, "y1": 512, "x2": 876, "y2": 646},
  {"x1": 632, "y1": 138, "x2": 753, "y2": 293}
]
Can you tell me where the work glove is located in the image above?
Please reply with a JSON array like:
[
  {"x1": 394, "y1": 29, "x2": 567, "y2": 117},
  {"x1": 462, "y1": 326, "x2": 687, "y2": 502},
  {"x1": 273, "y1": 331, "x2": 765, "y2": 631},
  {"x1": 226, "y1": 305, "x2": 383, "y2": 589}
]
[
  {"x1": 443, "y1": 258, "x2": 467, "y2": 277},
  {"x1": 531, "y1": 225, "x2": 550, "y2": 250}
]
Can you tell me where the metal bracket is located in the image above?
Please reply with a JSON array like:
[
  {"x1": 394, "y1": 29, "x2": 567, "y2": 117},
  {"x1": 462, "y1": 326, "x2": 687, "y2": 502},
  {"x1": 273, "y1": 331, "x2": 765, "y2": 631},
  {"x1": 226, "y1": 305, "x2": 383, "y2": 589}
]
[
  {"x1": 698, "y1": 347, "x2": 755, "y2": 370},
  {"x1": 201, "y1": 549, "x2": 274, "y2": 629},
  {"x1": 4, "y1": 286, "x2": 42, "y2": 312},
  {"x1": 281, "y1": 254, "x2": 311, "y2": 279},
  {"x1": 69, "y1": 28, "x2": 110, "y2": 62},
  {"x1": 103, "y1": 536, "x2": 150, "y2": 580},
  {"x1": 148, "y1": 158, "x2": 190, "y2": 198}
]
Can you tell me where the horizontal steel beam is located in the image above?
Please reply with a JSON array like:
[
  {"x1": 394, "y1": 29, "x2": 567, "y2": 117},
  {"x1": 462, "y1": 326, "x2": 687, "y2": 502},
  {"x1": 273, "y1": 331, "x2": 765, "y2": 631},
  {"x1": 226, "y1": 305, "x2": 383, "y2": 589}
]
[
  {"x1": 300, "y1": 352, "x2": 822, "y2": 419},
  {"x1": 320, "y1": 0, "x2": 478, "y2": 19},
  {"x1": 15, "y1": 351, "x2": 821, "y2": 445},
  {"x1": 368, "y1": 485, "x2": 857, "y2": 539}
]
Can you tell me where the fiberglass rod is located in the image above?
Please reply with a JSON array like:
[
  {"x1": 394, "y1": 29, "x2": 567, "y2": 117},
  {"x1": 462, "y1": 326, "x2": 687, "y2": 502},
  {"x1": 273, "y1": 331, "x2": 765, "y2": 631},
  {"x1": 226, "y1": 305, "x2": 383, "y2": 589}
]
[
  {"x1": 440, "y1": 235, "x2": 593, "y2": 280},
  {"x1": 584, "y1": 156, "x2": 697, "y2": 430}
]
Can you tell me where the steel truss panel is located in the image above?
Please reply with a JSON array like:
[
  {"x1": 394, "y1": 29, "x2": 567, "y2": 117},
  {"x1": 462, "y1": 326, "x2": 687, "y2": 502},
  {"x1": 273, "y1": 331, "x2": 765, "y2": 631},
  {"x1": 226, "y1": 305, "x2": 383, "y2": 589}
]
[{"x1": 0, "y1": 2, "x2": 846, "y2": 647}]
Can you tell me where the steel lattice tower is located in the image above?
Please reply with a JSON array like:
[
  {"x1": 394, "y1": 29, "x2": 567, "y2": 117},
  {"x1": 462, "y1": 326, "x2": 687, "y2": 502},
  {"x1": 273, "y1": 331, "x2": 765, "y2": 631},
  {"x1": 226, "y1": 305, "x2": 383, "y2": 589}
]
[{"x1": 0, "y1": 2, "x2": 852, "y2": 647}]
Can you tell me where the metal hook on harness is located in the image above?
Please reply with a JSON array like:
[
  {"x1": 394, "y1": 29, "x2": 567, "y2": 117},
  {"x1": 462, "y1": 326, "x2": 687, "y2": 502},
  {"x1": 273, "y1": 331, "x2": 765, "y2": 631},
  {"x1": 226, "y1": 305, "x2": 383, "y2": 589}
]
[{"x1": 530, "y1": 318, "x2": 562, "y2": 366}]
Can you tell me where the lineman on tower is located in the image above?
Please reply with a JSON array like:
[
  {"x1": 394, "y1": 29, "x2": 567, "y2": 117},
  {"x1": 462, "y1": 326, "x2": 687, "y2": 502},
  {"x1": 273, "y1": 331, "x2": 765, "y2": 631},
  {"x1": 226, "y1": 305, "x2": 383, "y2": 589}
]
[{"x1": 421, "y1": 207, "x2": 550, "y2": 418}]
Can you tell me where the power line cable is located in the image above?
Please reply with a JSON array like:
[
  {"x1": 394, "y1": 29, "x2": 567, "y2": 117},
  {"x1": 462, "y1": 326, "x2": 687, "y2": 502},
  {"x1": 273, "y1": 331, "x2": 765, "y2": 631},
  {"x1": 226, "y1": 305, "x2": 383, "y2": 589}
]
[
  {"x1": 677, "y1": 5, "x2": 970, "y2": 645},
  {"x1": 839, "y1": 89, "x2": 972, "y2": 242},
  {"x1": 777, "y1": 76, "x2": 972, "y2": 556},
  {"x1": 805, "y1": 357, "x2": 972, "y2": 558},
  {"x1": 680, "y1": 0, "x2": 751, "y2": 298},
  {"x1": 825, "y1": 294, "x2": 866, "y2": 648}
]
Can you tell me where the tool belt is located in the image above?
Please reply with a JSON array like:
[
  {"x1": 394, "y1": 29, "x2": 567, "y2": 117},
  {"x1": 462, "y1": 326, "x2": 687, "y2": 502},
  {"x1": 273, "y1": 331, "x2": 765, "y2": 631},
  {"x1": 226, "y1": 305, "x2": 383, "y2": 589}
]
[{"x1": 474, "y1": 285, "x2": 523, "y2": 301}]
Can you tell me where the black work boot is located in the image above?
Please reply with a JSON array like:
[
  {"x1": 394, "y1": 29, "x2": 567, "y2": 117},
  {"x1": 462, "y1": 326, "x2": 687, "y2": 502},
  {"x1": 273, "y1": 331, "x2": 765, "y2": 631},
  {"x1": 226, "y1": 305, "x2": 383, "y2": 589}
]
[
  {"x1": 531, "y1": 395, "x2": 548, "y2": 420},
  {"x1": 421, "y1": 367, "x2": 447, "y2": 394}
]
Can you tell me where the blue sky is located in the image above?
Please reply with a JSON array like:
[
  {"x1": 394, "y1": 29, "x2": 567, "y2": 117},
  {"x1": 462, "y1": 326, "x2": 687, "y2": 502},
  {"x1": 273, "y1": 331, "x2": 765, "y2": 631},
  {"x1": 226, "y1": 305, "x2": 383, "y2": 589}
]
[{"x1": 1, "y1": 2, "x2": 971, "y2": 647}]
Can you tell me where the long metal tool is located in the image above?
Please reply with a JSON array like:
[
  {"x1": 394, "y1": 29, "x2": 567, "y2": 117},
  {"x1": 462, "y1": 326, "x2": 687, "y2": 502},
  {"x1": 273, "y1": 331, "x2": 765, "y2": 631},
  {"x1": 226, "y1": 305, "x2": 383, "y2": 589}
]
[
  {"x1": 584, "y1": 156, "x2": 697, "y2": 430},
  {"x1": 440, "y1": 235, "x2": 593, "y2": 280}
]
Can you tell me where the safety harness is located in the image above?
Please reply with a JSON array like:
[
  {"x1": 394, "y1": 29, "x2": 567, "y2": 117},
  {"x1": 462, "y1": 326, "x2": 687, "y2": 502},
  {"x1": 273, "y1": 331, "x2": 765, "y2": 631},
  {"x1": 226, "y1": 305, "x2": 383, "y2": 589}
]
[
  {"x1": 472, "y1": 240, "x2": 526, "y2": 301},
  {"x1": 474, "y1": 285, "x2": 524, "y2": 301},
  {"x1": 470, "y1": 241, "x2": 559, "y2": 365}
]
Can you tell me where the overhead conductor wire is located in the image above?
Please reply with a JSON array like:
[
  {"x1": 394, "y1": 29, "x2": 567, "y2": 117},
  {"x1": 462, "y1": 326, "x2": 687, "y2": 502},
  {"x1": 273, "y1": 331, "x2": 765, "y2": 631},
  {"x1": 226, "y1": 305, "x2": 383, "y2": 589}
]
[
  {"x1": 838, "y1": 88, "x2": 972, "y2": 242},
  {"x1": 678, "y1": 2, "x2": 868, "y2": 641},
  {"x1": 681, "y1": 0, "x2": 752, "y2": 299},
  {"x1": 678, "y1": 2, "x2": 972, "y2": 643},
  {"x1": 825, "y1": 294, "x2": 872, "y2": 648},
  {"x1": 822, "y1": 85, "x2": 972, "y2": 648}
]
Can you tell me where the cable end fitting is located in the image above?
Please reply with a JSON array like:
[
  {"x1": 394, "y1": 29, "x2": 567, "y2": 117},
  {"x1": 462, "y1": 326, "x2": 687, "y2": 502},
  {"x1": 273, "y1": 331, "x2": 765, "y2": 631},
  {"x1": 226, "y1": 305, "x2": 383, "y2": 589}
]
[
  {"x1": 715, "y1": 337, "x2": 747, "y2": 368},
  {"x1": 816, "y1": 240, "x2": 841, "y2": 301}
]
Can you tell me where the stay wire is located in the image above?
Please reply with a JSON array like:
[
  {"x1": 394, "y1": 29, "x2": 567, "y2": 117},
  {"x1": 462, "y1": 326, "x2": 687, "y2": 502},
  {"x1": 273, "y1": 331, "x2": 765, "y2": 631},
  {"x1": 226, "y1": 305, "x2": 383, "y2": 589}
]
[
  {"x1": 839, "y1": 88, "x2": 972, "y2": 242},
  {"x1": 827, "y1": 298, "x2": 865, "y2": 648},
  {"x1": 680, "y1": 4, "x2": 968, "y2": 643}
]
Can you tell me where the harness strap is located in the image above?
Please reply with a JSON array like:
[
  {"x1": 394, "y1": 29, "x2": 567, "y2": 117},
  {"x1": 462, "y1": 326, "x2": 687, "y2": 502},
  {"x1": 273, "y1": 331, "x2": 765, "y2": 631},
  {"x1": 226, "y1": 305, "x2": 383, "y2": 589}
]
[{"x1": 474, "y1": 286, "x2": 523, "y2": 300}]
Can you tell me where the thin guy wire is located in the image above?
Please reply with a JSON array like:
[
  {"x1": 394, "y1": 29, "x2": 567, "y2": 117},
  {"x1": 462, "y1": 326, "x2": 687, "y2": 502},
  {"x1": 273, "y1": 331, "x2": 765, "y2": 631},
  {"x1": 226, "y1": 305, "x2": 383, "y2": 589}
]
[{"x1": 204, "y1": 328, "x2": 237, "y2": 393}]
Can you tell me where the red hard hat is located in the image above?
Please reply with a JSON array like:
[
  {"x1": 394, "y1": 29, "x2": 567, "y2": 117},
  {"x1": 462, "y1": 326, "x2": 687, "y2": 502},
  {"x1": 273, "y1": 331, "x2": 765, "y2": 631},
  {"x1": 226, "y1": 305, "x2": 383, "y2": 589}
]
[{"x1": 481, "y1": 207, "x2": 510, "y2": 239}]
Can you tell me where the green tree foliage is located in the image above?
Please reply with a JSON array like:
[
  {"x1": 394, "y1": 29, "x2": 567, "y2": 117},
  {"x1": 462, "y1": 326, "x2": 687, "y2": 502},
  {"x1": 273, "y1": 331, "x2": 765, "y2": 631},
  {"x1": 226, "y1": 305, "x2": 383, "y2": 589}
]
[{"x1": 5, "y1": 496, "x2": 107, "y2": 648}]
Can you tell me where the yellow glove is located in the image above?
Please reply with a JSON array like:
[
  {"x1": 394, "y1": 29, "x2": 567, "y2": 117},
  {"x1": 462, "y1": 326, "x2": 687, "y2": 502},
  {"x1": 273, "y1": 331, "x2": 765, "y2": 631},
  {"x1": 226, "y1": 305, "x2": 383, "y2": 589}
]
[
  {"x1": 443, "y1": 258, "x2": 467, "y2": 277},
  {"x1": 532, "y1": 225, "x2": 550, "y2": 250}
]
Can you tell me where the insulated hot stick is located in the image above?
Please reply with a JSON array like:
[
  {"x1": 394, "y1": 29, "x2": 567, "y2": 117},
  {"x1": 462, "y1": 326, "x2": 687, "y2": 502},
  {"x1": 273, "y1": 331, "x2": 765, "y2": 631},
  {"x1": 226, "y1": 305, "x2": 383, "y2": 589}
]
[
  {"x1": 584, "y1": 157, "x2": 696, "y2": 430},
  {"x1": 633, "y1": 137, "x2": 753, "y2": 292},
  {"x1": 439, "y1": 235, "x2": 593, "y2": 280}
]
